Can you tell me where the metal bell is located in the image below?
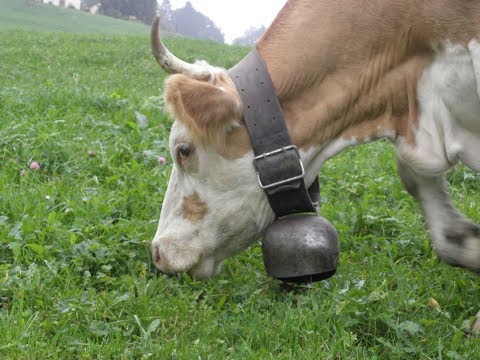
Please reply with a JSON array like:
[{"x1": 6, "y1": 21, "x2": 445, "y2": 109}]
[{"x1": 262, "y1": 214, "x2": 339, "y2": 283}]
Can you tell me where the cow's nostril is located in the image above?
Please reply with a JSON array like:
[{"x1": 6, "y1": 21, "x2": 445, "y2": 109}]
[
  {"x1": 152, "y1": 244, "x2": 164, "y2": 270},
  {"x1": 152, "y1": 242, "x2": 175, "y2": 274}
]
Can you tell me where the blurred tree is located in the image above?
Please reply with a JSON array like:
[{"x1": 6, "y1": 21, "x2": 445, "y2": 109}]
[
  {"x1": 158, "y1": 0, "x2": 173, "y2": 23},
  {"x1": 99, "y1": 0, "x2": 157, "y2": 25},
  {"x1": 158, "y1": 0, "x2": 175, "y2": 32},
  {"x1": 233, "y1": 26, "x2": 266, "y2": 46},
  {"x1": 82, "y1": 0, "x2": 98, "y2": 7},
  {"x1": 99, "y1": 0, "x2": 123, "y2": 19},
  {"x1": 172, "y1": 1, "x2": 224, "y2": 43}
]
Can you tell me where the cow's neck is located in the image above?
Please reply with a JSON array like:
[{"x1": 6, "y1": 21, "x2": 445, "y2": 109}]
[{"x1": 256, "y1": 0, "x2": 474, "y2": 154}]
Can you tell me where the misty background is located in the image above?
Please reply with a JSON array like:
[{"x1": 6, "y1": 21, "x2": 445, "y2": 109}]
[{"x1": 36, "y1": 0, "x2": 285, "y2": 45}]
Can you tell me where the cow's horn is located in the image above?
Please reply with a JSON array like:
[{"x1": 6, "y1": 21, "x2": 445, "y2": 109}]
[{"x1": 151, "y1": 15, "x2": 211, "y2": 80}]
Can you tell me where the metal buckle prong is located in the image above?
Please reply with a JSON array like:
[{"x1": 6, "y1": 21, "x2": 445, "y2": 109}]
[{"x1": 253, "y1": 145, "x2": 305, "y2": 190}]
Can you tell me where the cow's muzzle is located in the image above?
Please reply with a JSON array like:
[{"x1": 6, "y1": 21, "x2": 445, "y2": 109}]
[{"x1": 151, "y1": 238, "x2": 220, "y2": 279}]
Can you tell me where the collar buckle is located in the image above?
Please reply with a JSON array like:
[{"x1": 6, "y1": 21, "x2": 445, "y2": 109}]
[{"x1": 253, "y1": 145, "x2": 305, "y2": 190}]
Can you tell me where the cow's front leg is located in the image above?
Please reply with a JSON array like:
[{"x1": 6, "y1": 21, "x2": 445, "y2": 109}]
[{"x1": 397, "y1": 159, "x2": 480, "y2": 274}]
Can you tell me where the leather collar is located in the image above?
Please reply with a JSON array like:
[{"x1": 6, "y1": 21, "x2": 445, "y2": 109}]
[{"x1": 229, "y1": 49, "x2": 319, "y2": 218}]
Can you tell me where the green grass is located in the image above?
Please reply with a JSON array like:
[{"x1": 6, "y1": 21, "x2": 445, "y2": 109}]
[
  {"x1": 0, "y1": 0, "x2": 149, "y2": 35},
  {"x1": 1, "y1": 29, "x2": 480, "y2": 358}
]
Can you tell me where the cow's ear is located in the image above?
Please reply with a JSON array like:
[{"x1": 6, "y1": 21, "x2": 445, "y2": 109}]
[{"x1": 165, "y1": 73, "x2": 243, "y2": 143}]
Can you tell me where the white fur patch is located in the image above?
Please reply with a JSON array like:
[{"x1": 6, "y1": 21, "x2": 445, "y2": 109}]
[
  {"x1": 395, "y1": 40, "x2": 480, "y2": 273},
  {"x1": 399, "y1": 40, "x2": 480, "y2": 174}
]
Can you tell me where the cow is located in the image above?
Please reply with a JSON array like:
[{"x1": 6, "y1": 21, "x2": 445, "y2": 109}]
[{"x1": 150, "y1": 0, "x2": 480, "y2": 299}]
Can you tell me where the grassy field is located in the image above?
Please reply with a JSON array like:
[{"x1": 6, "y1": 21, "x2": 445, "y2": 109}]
[
  {"x1": 0, "y1": 0, "x2": 149, "y2": 35},
  {"x1": 1, "y1": 28, "x2": 480, "y2": 358}
]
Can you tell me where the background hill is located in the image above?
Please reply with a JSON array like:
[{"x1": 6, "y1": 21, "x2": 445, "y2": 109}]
[{"x1": 0, "y1": 0, "x2": 149, "y2": 34}]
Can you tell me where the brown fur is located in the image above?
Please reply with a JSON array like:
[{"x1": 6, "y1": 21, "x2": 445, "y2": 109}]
[
  {"x1": 165, "y1": 0, "x2": 480, "y2": 157},
  {"x1": 257, "y1": 0, "x2": 480, "y2": 149},
  {"x1": 165, "y1": 72, "x2": 245, "y2": 151},
  {"x1": 182, "y1": 192, "x2": 208, "y2": 223}
]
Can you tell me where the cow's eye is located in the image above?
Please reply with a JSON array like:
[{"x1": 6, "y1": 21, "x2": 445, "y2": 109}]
[{"x1": 177, "y1": 143, "x2": 192, "y2": 159}]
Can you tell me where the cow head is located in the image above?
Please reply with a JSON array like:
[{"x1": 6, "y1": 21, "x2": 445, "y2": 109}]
[{"x1": 150, "y1": 17, "x2": 275, "y2": 278}]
